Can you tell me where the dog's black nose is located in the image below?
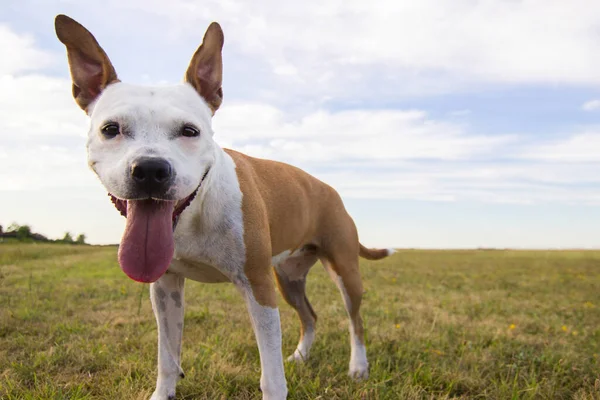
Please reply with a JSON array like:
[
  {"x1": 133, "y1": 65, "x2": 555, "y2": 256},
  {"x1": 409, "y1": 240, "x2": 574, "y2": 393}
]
[{"x1": 130, "y1": 158, "x2": 173, "y2": 194}]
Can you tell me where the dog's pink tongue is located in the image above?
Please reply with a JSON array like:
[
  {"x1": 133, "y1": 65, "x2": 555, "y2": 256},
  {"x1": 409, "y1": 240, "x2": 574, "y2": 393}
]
[{"x1": 118, "y1": 200, "x2": 175, "y2": 283}]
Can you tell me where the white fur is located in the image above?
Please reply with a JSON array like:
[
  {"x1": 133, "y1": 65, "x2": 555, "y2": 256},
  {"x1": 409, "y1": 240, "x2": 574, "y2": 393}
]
[
  {"x1": 171, "y1": 150, "x2": 246, "y2": 283},
  {"x1": 287, "y1": 328, "x2": 315, "y2": 362},
  {"x1": 86, "y1": 83, "x2": 215, "y2": 200},
  {"x1": 271, "y1": 250, "x2": 292, "y2": 266},
  {"x1": 150, "y1": 273, "x2": 185, "y2": 400},
  {"x1": 348, "y1": 332, "x2": 369, "y2": 379},
  {"x1": 237, "y1": 285, "x2": 288, "y2": 400},
  {"x1": 333, "y1": 275, "x2": 369, "y2": 379},
  {"x1": 271, "y1": 248, "x2": 310, "y2": 267},
  {"x1": 387, "y1": 248, "x2": 396, "y2": 256}
]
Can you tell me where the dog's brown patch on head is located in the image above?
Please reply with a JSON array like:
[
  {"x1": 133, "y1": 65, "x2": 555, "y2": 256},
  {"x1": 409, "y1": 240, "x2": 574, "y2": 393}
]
[
  {"x1": 54, "y1": 14, "x2": 119, "y2": 111},
  {"x1": 184, "y1": 22, "x2": 224, "y2": 114}
]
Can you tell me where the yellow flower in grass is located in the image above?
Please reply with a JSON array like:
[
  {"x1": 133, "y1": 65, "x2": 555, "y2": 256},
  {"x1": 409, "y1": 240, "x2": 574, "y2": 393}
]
[
  {"x1": 572, "y1": 330, "x2": 579, "y2": 336},
  {"x1": 509, "y1": 324, "x2": 516, "y2": 330},
  {"x1": 561, "y1": 325, "x2": 568, "y2": 332},
  {"x1": 395, "y1": 323, "x2": 401, "y2": 329}
]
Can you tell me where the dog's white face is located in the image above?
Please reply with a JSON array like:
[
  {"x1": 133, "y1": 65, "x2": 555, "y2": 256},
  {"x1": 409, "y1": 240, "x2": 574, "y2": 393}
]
[
  {"x1": 55, "y1": 14, "x2": 225, "y2": 283},
  {"x1": 55, "y1": 14, "x2": 224, "y2": 204},
  {"x1": 87, "y1": 83, "x2": 215, "y2": 201}
]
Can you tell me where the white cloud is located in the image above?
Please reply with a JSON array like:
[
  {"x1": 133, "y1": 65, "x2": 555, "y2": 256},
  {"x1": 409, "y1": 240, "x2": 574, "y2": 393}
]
[
  {"x1": 319, "y1": 168, "x2": 600, "y2": 205},
  {"x1": 13, "y1": 0, "x2": 600, "y2": 102},
  {"x1": 214, "y1": 103, "x2": 515, "y2": 164},
  {"x1": 582, "y1": 99, "x2": 600, "y2": 112},
  {"x1": 96, "y1": 0, "x2": 600, "y2": 90},
  {"x1": 0, "y1": 143, "x2": 91, "y2": 191},
  {"x1": 519, "y1": 129, "x2": 600, "y2": 162},
  {"x1": 212, "y1": 102, "x2": 600, "y2": 205},
  {"x1": 0, "y1": 25, "x2": 55, "y2": 75},
  {"x1": 0, "y1": 24, "x2": 87, "y2": 142},
  {"x1": 0, "y1": 74, "x2": 88, "y2": 139},
  {"x1": 0, "y1": 25, "x2": 90, "y2": 192},
  {"x1": 448, "y1": 109, "x2": 471, "y2": 117}
]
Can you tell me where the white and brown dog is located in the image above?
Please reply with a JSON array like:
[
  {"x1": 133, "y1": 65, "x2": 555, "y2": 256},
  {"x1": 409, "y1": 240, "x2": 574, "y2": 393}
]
[{"x1": 55, "y1": 14, "x2": 394, "y2": 400}]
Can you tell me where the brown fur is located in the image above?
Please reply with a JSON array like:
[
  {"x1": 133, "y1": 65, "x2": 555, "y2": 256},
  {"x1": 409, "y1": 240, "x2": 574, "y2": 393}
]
[
  {"x1": 54, "y1": 15, "x2": 119, "y2": 111},
  {"x1": 359, "y1": 244, "x2": 390, "y2": 260},
  {"x1": 184, "y1": 22, "x2": 224, "y2": 114},
  {"x1": 224, "y1": 148, "x2": 389, "y2": 336},
  {"x1": 274, "y1": 269, "x2": 317, "y2": 344}
]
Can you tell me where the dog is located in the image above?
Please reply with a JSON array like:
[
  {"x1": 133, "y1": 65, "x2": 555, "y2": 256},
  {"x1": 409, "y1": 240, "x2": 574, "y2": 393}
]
[{"x1": 55, "y1": 14, "x2": 394, "y2": 400}]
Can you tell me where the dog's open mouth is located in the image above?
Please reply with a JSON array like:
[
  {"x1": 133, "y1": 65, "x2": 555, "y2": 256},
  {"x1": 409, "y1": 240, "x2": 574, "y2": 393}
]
[
  {"x1": 115, "y1": 199, "x2": 176, "y2": 283},
  {"x1": 108, "y1": 168, "x2": 209, "y2": 283},
  {"x1": 108, "y1": 190, "x2": 199, "y2": 283}
]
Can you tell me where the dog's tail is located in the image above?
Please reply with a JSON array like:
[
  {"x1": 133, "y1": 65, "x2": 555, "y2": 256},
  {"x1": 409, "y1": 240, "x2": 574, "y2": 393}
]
[{"x1": 359, "y1": 244, "x2": 396, "y2": 260}]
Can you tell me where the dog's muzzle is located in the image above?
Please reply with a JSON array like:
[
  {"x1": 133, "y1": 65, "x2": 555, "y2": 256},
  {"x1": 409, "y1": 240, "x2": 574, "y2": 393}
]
[{"x1": 130, "y1": 157, "x2": 174, "y2": 198}]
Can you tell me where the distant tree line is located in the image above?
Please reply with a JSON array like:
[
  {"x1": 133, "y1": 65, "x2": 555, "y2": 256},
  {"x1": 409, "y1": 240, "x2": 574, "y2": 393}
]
[{"x1": 0, "y1": 223, "x2": 87, "y2": 244}]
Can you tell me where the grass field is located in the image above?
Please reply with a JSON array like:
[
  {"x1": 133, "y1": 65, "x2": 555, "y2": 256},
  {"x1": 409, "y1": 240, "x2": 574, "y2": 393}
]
[{"x1": 0, "y1": 244, "x2": 599, "y2": 399}]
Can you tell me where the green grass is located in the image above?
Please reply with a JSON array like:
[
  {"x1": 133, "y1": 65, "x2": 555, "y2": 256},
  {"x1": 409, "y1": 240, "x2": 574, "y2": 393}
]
[{"x1": 1, "y1": 244, "x2": 599, "y2": 399}]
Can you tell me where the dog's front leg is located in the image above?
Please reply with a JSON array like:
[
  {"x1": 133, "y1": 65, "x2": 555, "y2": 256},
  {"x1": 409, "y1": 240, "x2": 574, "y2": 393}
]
[
  {"x1": 149, "y1": 272, "x2": 185, "y2": 400},
  {"x1": 236, "y1": 280, "x2": 288, "y2": 400}
]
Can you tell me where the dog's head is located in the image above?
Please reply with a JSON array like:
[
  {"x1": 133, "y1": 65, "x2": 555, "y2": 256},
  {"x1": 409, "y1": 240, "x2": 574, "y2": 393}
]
[
  {"x1": 55, "y1": 14, "x2": 223, "y2": 201},
  {"x1": 55, "y1": 15, "x2": 225, "y2": 283}
]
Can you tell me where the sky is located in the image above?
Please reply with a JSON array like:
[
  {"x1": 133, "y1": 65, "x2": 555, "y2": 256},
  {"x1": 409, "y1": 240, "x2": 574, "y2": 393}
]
[{"x1": 1, "y1": 0, "x2": 600, "y2": 248}]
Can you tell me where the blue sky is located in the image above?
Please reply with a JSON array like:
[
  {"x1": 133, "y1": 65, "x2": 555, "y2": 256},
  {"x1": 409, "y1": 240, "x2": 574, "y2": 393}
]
[{"x1": 1, "y1": 0, "x2": 600, "y2": 248}]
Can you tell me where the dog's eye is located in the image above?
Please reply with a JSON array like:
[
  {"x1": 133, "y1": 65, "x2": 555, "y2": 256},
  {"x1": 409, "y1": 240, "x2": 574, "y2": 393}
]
[
  {"x1": 101, "y1": 123, "x2": 120, "y2": 138},
  {"x1": 181, "y1": 125, "x2": 200, "y2": 138}
]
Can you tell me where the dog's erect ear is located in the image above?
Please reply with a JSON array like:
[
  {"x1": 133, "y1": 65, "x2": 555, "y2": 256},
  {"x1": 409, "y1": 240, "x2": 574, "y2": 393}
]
[
  {"x1": 54, "y1": 14, "x2": 118, "y2": 111},
  {"x1": 185, "y1": 22, "x2": 224, "y2": 114}
]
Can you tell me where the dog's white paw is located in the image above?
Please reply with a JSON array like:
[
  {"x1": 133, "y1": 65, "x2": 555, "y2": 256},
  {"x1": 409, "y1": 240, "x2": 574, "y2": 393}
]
[
  {"x1": 150, "y1": 370, "x2": 183, "y2": 400},
  {"x1": 348, "y1": 363, "x2": 369, "y2": 380},
  {"x1": 286, "y1": 349, "x2": 309, "y2": 363},
  {"x1": 149, "y1": 389, "x2": 176, "y2": 400}
]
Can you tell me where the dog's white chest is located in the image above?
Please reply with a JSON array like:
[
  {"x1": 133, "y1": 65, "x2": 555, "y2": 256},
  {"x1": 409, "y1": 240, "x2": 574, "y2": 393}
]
[
  {"x1": 168, "y1": 151, "x2": 247, "y2": 283},
  {"x1": 170, "y1": 216, "x2": 245, "y2": 283}
]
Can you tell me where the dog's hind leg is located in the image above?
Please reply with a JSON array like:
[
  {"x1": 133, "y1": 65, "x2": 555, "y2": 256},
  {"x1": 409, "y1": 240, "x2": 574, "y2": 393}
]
[
  {"x1": 321, "y1": 250, "x2": 369, "y2": 380},
  {"x1": 149, "y1": 272, "x2": 185, "y2": 400},
  {"x1": 275, "y1": 264, "x2": 318, "y2": 363}
]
